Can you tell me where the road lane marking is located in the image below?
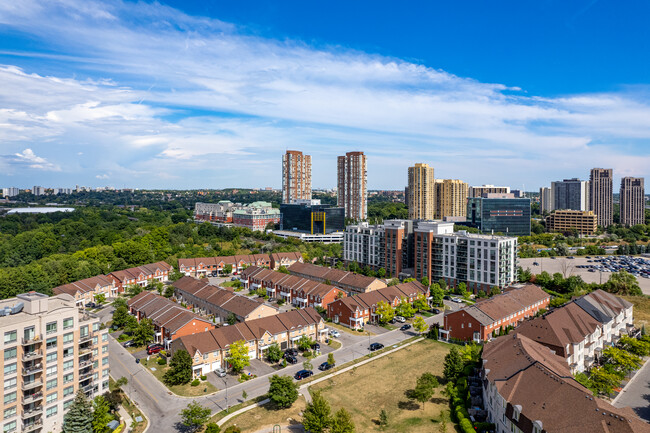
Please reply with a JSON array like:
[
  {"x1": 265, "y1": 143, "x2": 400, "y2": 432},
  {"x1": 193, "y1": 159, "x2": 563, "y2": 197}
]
[{"x1": 112, "y1": 346, "x2": 160, "y2": 404}]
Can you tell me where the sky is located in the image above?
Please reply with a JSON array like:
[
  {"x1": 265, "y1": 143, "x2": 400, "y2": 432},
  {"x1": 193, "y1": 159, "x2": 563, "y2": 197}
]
[{"x1": 0, "y1": 0, "x2": 649, "y2": 190}]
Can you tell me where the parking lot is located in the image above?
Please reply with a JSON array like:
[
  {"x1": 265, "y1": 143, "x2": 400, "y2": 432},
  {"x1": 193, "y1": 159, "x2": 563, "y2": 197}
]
[{"x1": 520, "y1": 256, "x2": 650, "y2": 295}]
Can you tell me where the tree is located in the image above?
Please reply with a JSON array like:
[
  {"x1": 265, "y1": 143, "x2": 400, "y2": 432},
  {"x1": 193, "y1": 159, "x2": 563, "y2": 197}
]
[
  {"x1": 413, "y1": 316, "x2": 428, "y2": 334},
  {"x1": 92, "y1": 395, "x2": 113, "y2": 433},
  {"x1": 589, "y1": 366, "x2": 623, "y2": 396},
  {"x1": 226, "y1": 312, "x2": 237, "y2": 325},
  {"x1": 163, "y1": 285, "x2": 175, "y2": 298},
  {"x1": 379, "y1": 409, "x2": 388, "y2": 430},
  {"x1": 327, "y1": 352, "x2": 335, "y2": 366},
  {"x1": 278, "y1": 266, "x2": 290, "y2": 274},
  {"x1": 226, "y1": 340, "x2": 250, "y2": 373},
  {"x1": 164, "y1": 349, "x2": 193, "y2": 385},
  {"x1": 180, "y1": 401, "x2": 211, "y2": 432},
  {"x1": 376, "y1": 268, "x2": 386, "y2": 278},
  {"x1": 375, "y1": 300, "x2": 395, "y2": 324},
  {"x1": 330, "y1": 408, "x2": 355, "y2": 433},
  {"x1": 223, "y1": 264, "x2": 233, "y2": 275},
  {"x1": 94, "y1": 293, "x2": 106, "y2": 306},
  {"x1": 114, "y1": 376, "x2": 128, "y2": 392},
  {"x1": 132, "y1": 318, "x2": 154, "y2": 347},
  {"x1": 619, "y1": 336, "x2": 650, "y2": 357},
  {"x1": 430, "y1": 283, "x2": 444, "y2": 306},
  {"x1": 395, "y1": 297, "x2": 415, "y2": 319},
  {"x1": 242, "y1": 390, "x2": 248, "y2": 401},
  {"x1": 489, "y1": 286, "x2": 502, "y2": 297},
  {"x1": 438, "y1": 409, "x2": 449, "y2": 433},
  {"x1": 602, "y1": 347, "x2": 642, "y2": 374},
  {"x1": 606, "y1": 270, "x2": 642, "y2": 296},
  {"x1": 412, "y1": 378, "x2": 435, "y2": 410},
  {"x1": 303, "y1": 360, "x2": 313, "y2": 371},
  {"x1": 421, "y1": 277, "x2": 430, "y2": 287},
  {"x1": 62, "y1": 391, "x2": 93, "y2": 433},
  {"x1": 443, "y1": 347, "x2": 463, "y2": 382},
  {"x1": 111, "y1": 305, "x2": 130, "y2": 328},
  {"x1": 418, "y1": 372, "x2": 439, "y2": 389},
  {"x1": 205, "y1": 423, "x2": 221, "y2": 433},
  {"x1": 438, "y1": 279, "x2": 447, "y2": 290},
  {"x1": 302, "y1": 390, "x2": 332, "y2": 433},
  {"x1": 268, "y1": 374, "x2": 299, "y2": 409},
  {"x1": 297, "y1": 335, "x2": 314, "y2": 351},
  {"x1": 124, "y1": 314, "x2": 138, "y2": 335},
  {"x1": 112, "y1": 297, "x2": 128, "y2": 309},
  {"x1": 125, "y1": 284, "x2": 143, "y2": 298},
  {"x1": 266, "y1": 343, "x2": 283, "y2": 363},
  {"x1": 413, "y1": 294, "x2": 428, "y2": 312}
]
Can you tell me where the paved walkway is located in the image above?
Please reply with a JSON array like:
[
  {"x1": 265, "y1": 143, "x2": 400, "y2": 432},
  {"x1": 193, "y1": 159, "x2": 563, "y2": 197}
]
[
  {"x1": 118, "y1": 406, "x2": 132, "y2": 432},
  {"x1": 612, "y1": 357, "x2": 650, "y2": 422}
]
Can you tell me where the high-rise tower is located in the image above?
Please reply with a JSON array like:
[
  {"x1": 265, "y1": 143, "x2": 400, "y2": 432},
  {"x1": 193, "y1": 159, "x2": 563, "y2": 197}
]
[
  {"x1": 589, "y1": 168, "x2": 613, "y2": 227},
  {"x1": 620, "y1": 177, "x2": 645, "y2": 226},
  {"x1": 407, "y1": 163, "x2": 435, "y2": 220},
  {"x1": 337, "y1": 151, "x2": 367, "y2": 221},
  {"x1": 282, "y1": 150, "x2": 312, "y2": 204}
]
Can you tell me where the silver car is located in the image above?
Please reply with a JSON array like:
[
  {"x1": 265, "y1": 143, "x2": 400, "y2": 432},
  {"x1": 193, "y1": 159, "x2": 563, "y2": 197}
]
[{"x1": 214, "y1": 367, "x2": 227, "y2": 377}]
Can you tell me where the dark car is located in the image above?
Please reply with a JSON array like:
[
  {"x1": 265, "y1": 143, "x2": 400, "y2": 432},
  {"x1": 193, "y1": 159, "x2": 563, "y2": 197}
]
[
  {"x1": 318, "y1": 362, "x2": 334, "y2": 371},
  {"x1": 211, "y1": 271, "x2": 218, "y2": 277},
  {"x1": 430, "y1": 308, "x2": 441, "y2": 314},
  {"x1": 285, "y1": 354, "x2": 298, "y2": 364},
  {"x1": 285, "y1": 348, "x2": 298, "y2": 357},
  {"x1": 147, "y1": 344, "x2": 163, "y2": 355},
  {"x1": 86, "y1": 302, "x2": 96, "y2": 308},
  {"x1": 369, "y1": 342, "x2": 384, "y2": 351},
  {"x1": 311, "y1": 343, "x2": 320, "y2": 351},
  {"x1": 294, "y1": 370, "x2": 313, "y2": 380},
  {"x1": 122, "y1": 340, "x2": 134, "y2": 348},
  {"x1": 400, "y1": 324, "x2": 411, "y2": 331},
  {"x1": 443, "y1": 295, "x2": 451, "y2": 300}
]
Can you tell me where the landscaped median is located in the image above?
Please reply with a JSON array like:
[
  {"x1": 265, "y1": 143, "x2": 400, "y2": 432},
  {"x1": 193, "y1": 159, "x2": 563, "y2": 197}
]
[{"x1": 139, "y1": 357, "x2": 218, "y2": 397}]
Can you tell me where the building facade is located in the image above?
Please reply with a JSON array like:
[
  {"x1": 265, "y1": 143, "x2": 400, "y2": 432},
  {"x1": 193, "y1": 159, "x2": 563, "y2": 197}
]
[
  {"x1": 407, "y1": 163, "x2": 435, "y2": 220},
  {"x1": 620, "y1": 177, "x2": 645, "y2": 227},
  {"x1": 469, "y1": 185, "x2": 510, "y2": 198},
  {"x1": 384, "y1": 219, "x2": 415, "y2": 277},
  {"x1": 0, "y1": 292, "x2": 109, "y2": 433},
  {"x1": 108, "y1": 261, "x2": 172, "y2": 291},
  {"x1": 551, "y1": 178, "x2": 589, "y2": 211},
  {"x1": 52, "y1": 276, "x2": 117, "y2": 307},
  {"x1": 282, "y1": 150, "x2": 312, "y2": 204},
  {"x1": 337, "y1": 151, "x2": 367, "y2": 221},
  {"x1": 434, "y1": 179, "x2": 468, "y2": 219},
  {"x1": 539, "y1": 186, "x2": 553, "y2": 213},
  {"x1": 287, "y1": 262, "x2": 387, "y2": 294},
  {"x1": 231, "y1": 202, "x2": 281, "y2": 231},
  {"x1": 2, "y1": 187, "x2": 20, "y2": 197},
  {"x1": 466, "y1": 196, "x2": 531, "y2": 236},
  {"x1": 545, "y1": 210, "x2": 597, "y2": 235},
  {"x1": 280, "y1": 199, "x2": 345, "y2": 234},
  {"x1": 589, "y1": 168, "x2": 613, "y2": 227},
  {"x1": 343, "y1": 222, "x2": 385, "y2": 270}
]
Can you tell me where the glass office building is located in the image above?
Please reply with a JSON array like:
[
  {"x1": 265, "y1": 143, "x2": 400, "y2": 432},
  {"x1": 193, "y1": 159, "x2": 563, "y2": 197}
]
[
  {"x1": 280, "y1": 201, "x2": 345, "y2": 234},
  {"x1": 467, "y1": 197, "x2": 531, "y2": 236}
]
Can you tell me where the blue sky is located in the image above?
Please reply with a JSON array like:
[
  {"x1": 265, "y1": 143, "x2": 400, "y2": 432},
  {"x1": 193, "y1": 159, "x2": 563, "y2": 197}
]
[{"x1": 0, "y1": 0, "x2": 649, "y2": 190}]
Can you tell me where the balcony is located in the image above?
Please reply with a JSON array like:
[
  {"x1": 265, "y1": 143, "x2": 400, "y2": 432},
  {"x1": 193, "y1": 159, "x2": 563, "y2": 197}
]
[
  {"x1": 21, "y1": 379, "x2": 43, "y2": 391},
  {"x1": 23, "y1": 420, "x2": 43, "y2": 432},
  {"x1": 22, "y1": 335, "x2": 42, "y2": 346},
  {"x1": 79, "y1": 333, "x2": 94, "y2": 344},
  {"x1": 78, "y1": 359, "x2": 93, "y2": 369},
  {"x1": 21, "y1": 406, "x2": 43, "y2": 420},
  {"x1": 23, "y1": 393, "x2": 43, "y2": 405},
  {"x1": 79, "y1": 369, "x2": 93, "y2": 380},
  {"x1": 22, "y1": 364, "x2": 43, "y2": 376},
  {"x1": 79, "y1": 347, "x2": 93, "y2": 356}
]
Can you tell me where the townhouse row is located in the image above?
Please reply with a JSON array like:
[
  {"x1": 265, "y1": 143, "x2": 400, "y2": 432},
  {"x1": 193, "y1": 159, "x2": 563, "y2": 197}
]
[
  {"x1": 240, "y1": 266, "x2": 347, "y2": 309},
  {"x1": 127, "y1": 291, "x2": 216, "y2": 349},
  {"x1": 170, "y1": 308, "x2": 327, "y2": 377},
  {"x1": 172, "y1": 276, "x2": 279, "y2": 323},
  {"x1": 287, "y1": 261, "x2": 387, "y2": 294},
  {"x1": 326, "y1": 280, "x2": 430, "y2": 329},
  {"x1": 53, "y1": 261, "x2": 173, "y2": 306},
  {"x1": 442, "y1": 284, "x2": 551, "y2": 342},
  {"x1": 178, "y1": 252, "x2": 303, "y2": 277}
]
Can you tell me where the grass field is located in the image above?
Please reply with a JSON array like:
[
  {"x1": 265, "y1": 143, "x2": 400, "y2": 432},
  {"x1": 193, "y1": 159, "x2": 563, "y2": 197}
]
[
  {"x1": 310, "y1": 339, "x2": 452, "y2": 433},
  {"x1": 623, "y1": 295, "x2": 650, "y2": 328},
  {"x1": 219, "y1": 396, "x2": 307, "y2": 432},
  {"x1": 139, "y1": 359, "x2": 218, "y2": 396}
]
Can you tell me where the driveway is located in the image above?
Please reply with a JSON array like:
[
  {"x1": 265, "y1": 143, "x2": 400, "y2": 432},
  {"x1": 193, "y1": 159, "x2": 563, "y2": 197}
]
[{"x1": 613, "y1": 358, "x2": 650, "y2": 422}]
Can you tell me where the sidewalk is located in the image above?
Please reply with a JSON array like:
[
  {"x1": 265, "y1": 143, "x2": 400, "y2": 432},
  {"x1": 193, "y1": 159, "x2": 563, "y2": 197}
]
[{"x1": 118, "y1": 406, "x2": 132, "y2": 432}]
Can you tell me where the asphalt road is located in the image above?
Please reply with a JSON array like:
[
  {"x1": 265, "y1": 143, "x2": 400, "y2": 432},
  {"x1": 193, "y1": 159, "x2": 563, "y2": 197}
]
[
  {"x1": 612, "y1": 358, "x2": 650, "y2": 422},
  {"x1": 108, "y1": 311, "x2": 444, "y2": 432}
]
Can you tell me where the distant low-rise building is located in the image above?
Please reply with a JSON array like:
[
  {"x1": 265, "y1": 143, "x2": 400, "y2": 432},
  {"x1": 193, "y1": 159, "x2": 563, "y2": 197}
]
[
  {"x1": 545, "y1": 210, "x2": 597, "y2": 235},
  {"x1": 177, "y1": 254, "x2": 272, "y2": 277},
  {"x1": 52, "y1": 275, "x2": 117, "y2": 307},
  {"x1": 270, "y1": 252, "x2": 303, "y2": 270},
  {"x1": 108, "y1": 261, "x2": 173, "y2": 291}
]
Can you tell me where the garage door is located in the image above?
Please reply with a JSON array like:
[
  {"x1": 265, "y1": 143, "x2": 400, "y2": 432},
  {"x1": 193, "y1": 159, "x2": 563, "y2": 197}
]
[
  {"x1": 248, "y1": 350, "x2": 256, "y2": 360},
  {"x1": 211, "y1": 361, "x2": 221, "y2": 371}
]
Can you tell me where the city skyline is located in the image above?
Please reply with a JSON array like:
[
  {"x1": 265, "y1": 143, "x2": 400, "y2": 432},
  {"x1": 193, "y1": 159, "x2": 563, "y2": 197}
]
[{"x1": 1, "y1": 1, "x2": 650, "y2": 190}]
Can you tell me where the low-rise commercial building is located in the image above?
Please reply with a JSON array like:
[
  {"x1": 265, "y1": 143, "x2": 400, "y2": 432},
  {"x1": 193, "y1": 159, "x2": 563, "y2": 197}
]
[
  {"x1": 441, "y1": 284, "x2": 550, "y2": 342},
  {"x1": 280, "y1": 199, "x2": 345, "y2": 234},
  {"x1": 0, "y1": 292, "x2": 109, "y2": 433},
  {"x1": 545, "y1": 210, "x2": 597, "y2": 235},
  {"x1": 288, "y1": 262, "x2": 387, "y2": 294},
  {"x1": 466, "y1": 196, "x2": 531, "y2": 236},
  {"x1": 231, "y1": 202, "x2": 281, "y2": 231},
  {"x1": 52, "y1": 275, "x2": 117, "y2": 307},
  {"x1": 170, "y1": 308, "x2": 326, "y2": 376}
]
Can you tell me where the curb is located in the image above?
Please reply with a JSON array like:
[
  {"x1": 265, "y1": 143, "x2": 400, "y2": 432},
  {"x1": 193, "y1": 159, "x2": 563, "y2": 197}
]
[
  {"x1": 217, "y1": 398, "x2": 271, "y2": 427},
  {"x1": 109, "y1": 374, "x2": 152, "y2": 433}
]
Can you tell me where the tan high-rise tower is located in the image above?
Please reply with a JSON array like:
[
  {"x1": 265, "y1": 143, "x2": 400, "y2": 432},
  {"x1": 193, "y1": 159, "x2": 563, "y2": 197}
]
[
  {"x1": 620, "y1": 177, "x2": 645, "y2": 226},
  {"x1": 589, "y1": 168, "x2": 613, "y2": 227},
  {"x1": 282, "y1": 150, "x2": 312, "y2": 204},
  {"x1": 337, "y1": 151, "x2": 367, "y2": 221},
  {"x1": 434, "y1": 179, "x2": 468, "y2": 219},
  {"x1": 407, "y1": 163, "x2": 435, "y2": 220}
]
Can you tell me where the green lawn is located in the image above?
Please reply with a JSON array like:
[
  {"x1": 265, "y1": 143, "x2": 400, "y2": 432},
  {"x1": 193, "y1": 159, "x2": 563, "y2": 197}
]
[{"x1": 139, "y1": 359, "x2": 218, "y2": 396}]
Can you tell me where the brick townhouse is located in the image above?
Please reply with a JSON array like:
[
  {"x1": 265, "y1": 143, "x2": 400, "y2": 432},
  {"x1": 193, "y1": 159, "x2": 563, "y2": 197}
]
[
  {"x1": 178, "y1": 254, "x2": 277, "y2": 277},
  {"x1": 482, "y1": 333, "x2": 650, "y2": 433},
  {"x1": 127, "y1": 291, "x2": 215, "y2": 348},
  {"x1": 442, "y1": 284, "x2": 550, "y2": 342},
  {"x1": 172, "y1": 276, "x2": 278, "y2": 323},
  {"x1": 327, "y1": 281, "x2": 429, "y2": 329},
  {"x1": 53, "y1": 275, "x2": 117, "y2": 307},
  {"x1": 515, "y1": 289, "x2": 634, "y2": 373},
  {"x1": 170, "y1": 308, "x2": 326, "y2": 377},
  {"x1": 270, "y1": 251, "x2": 304, "y2": 270},
  {"x1": 287, "y1": 262, "x2": 387, "y2": 294},
  {"x1": 108, "y1": 261, "x2": 173, "y2": 291},
  {"x1": 240, "y1": 266, "x2": 346, "y2": 309}
]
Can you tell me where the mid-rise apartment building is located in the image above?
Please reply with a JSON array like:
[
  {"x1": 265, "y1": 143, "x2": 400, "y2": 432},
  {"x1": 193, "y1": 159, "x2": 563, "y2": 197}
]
[
  {"x1": 468, "y1": 185, "x2": 510, "y2": 198},
  {"x1": 545, "y1": 210, "x2": 597, "y2": 235},
  {"x1": 232, "y1": 202, "x2": 280, "y2": 231},
  {"x1": 589, "y1": 168, "x2": 613, "y2": 227},
  {"x1": 337, "y1": 151, "x2": 367, "y2": 221},
  {"x1": 539, "y1": 186, "x2": 553, "y2": 213},
  {"x1": 2, "y1": 187, "x2": 20, "y2": 197},
  {"x1": 343, "y1": 222, "x2": 385, "y2": 270},
  {"x1": 620, "y1": 177, "x2": 645, "y2": 227},
  {"x1": 32, "y1": 186, "x2": 45, "y2": 196},
  {"x1": 434, "y1": 179, "x2": 468, "y2": 219},
  {"x1": 407, "y1": 163, "x2": 435, "y2": 220},
  {"x1": 466, "y1": 196, "x2": 531, "y2": 236},
  {"x1": 384, "y1": 219, "x2": 415, "y2": 277},
  {"x1": 0, "y1": 292, "x2": 109, "y2": 433},
  {"x1": 551, "y1": 178, "x2": 589, "y2": 211},
  {"x1": 194, "y1": 201, "x2": 238, "y2": 223},
  {"x1": 282, "y1": 150, "x2": 311, "y2": 204}
]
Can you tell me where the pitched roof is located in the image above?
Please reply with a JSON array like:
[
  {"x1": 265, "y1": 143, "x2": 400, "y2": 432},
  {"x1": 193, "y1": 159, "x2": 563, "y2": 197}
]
[
  {"x1": 127, "y1": 291, "x2": 212, "y2": 336},
  {"x1": 329, "y1": 281, "x2": 428, "y2": 313},
  {"x1": 463, "y1": 284, "x2": 549, "y2": 324},
  {"x1": 288, "y1": 262, "x2": 386, "y2": 291},
  {"x1": 53, "y1": 275, "x2": 114, "y2": 297},
  {"x1": 574, "y1": 290, "x2": 633, "y2": 324},
  {"x1": 271, "y1": 252, "x2": 303, "y2": 262},
  {"x1": 110, "y1": 261, "x2": 172, "y2": 282}
]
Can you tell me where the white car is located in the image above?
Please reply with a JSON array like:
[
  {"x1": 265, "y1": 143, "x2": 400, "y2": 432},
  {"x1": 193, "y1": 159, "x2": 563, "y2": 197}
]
[
  {"x1": 329, "y1": 329, "x2": 341, "y2": 338},
  {"x1": 394, "y1": 316, "x2": 406, "y2": 323}
]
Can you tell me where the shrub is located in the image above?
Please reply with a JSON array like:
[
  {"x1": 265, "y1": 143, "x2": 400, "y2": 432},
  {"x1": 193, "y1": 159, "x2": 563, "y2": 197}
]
[
  {"x1": 191, "y1": 379, "x2": 200, "y2": 387},
  {"x1": 459, "y1": 418, "x2": 474, "y2": 433},
  {"x1": 157, "y1": 358, "x2": 167, "y2": 365},
  {"x1": 223, "y1": 426, "x2": 241, "y2": 433},
  {"x1": 302, "y1": 349, "x2": 312, "y2": 357},
  {"x1": 160, "y1": 350, "x2": 167, "y2": 357},
  {"x1": 357, "y1": 328, "x2": 364, "y2": 332},
  {"x1": 200, "y1": 375, "x2": 207, "y2": 381}
]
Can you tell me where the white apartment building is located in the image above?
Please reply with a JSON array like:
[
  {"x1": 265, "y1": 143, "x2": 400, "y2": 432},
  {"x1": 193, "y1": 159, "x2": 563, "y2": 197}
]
[
  {"x1": 2, "y1": 187, "x2": 20, "y2": 198},
  {"x1": 343, "y1": 222, "x2": 385, "y2": 269},
  {"x1": 1, "y1": 292, "x2": 109, "y2": 433}
]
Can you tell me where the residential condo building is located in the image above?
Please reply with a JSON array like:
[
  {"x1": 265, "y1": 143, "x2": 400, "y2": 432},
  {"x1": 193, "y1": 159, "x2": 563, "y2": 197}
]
[
  {"x1": 282, "y1": 150, "x2": 312, "y2": 204},
  {"x1": 620, "y1": 177, "x2": 645, "y2": 227},
  {"x1": 468, "y1": 185, "x2": 510, "y2": 198},
  {"x1": 589, "y1": 168, "x2": 614, "y2": 227},
  {"x1": 551, "y1": 178, "x2": 589, "y2": 211},
  {"x1": 2, "y1": 187, "x2": 20, "y2": 197},
  {"x1": 337, "y1": 151, "x2": 367, "y2": 221},
  {"x1": 539, "y1": 186, "x2": 553, "y2": 213},
  {"x1": 407, "y1": 163, "x2": 435, "y2": 220},
  {"x1": 434, "y1": 179, "x2": 468, "y2": 219}
]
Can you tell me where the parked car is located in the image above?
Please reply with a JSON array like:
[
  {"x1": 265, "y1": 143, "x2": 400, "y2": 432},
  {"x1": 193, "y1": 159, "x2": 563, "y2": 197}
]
[
  {"x1": 394, "y1": 316, "x2": 406, "y2": 323},
  {"x1": 231, "y1": 277, "x2": 238, "y2": 281},
  {"x1": 400, "y1": 324, "x2": 411, "y2": 331},
  {"x1": 443, "y1": 295, "x2": 451, "y2": 300},
  {"x1": 430, "y1": 308, "x2": 441, "y2": 314},
  {"x1": 311, "y1": 343, "x2": 320, "y2": 351},
  {"x1": 211, "y1": 271, "x2": 218, "y2": 277},
  {"x1": 214, "y1": 367, "x2": 227, "y2": 377},
  {"x1": 369, "y1": 342, "x2": 384, "y2": 351},
  {"x1": 318, "y1": 362, "x2": 334, "y2": 371},
  {"x1": 285, "y1": 354, "x2": 298, "y2": 364},
  {"x1": 285, "y1": 348, "x2": 298, "y2": 356},
  {"x1": 329, "y1": 329, "x2": 340, "y2": 338},
  {"x1": 533, "y1": 262, "x2": 539, "y2": 266},
  {"x1": 122, "y1": 340, "x2": 135, "y2": 348},
  {"x1": 294, "y1": 370, "x2": 313, "y2": 380},
  {"x1": 86, "y1": 302, "x2": 96, "y2": 308},
  {"x1": 147, "y1": 344, "x2": 163, "y2": 355}
]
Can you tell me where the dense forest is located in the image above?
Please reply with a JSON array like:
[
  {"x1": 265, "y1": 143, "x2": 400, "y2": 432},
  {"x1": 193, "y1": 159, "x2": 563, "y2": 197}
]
[{"x1": 0, "y1": 207, "x2": 341, "y2": 299}]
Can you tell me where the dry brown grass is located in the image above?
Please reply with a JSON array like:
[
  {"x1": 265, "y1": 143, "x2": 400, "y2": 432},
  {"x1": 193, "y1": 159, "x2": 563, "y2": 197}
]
[
  {"x1": 219, "y1": 396, "x2": 307, "y2": 432},
  {"x1": 623, "y1": 295, "x2": 650, "y2": 328},
  {"x1": 310, "y1": 339, "x2": 452, "y2": 433}
]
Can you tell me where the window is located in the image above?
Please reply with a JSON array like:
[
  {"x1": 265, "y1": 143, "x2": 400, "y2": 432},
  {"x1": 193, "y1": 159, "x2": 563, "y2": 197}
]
[
  {"x1": 63, "y1": 347, "x2": 74, "y2": 358},
  {"x1": 92, "y1": 323, "x2": 100, "y2": 332},
  {"x1": 46, "y1": 337, "x2": 57, "y2": 350},
  {"x1": 63, "y1": 318, "x2": 74, "y2": 329},
  {"x1": 63, "y1": 373, "x2": 74, "y2": 384},
  {"x1": 93, "y1": 336, "x2": 98, "y2": 345},
  {"x1": 46, "y1": 352, "x2": 57, "y2": 363},
  {"x1": 80, "y1": 325, "x2": 89, "y2": 338},
  {"x1": 102, "y1": 334, "x2": 108, "y2": 342},
  {"x1": 103, "y1": 369, "x2": 109, "y2": 378},
  {"x1": 3, "y1": 363, "x2": 16, "y2": 375},
  {"x1": 63, "y1": 332, "x2": 74, "y2": 344},
  {"x1": 46, "y1": 406, "x2": 58, "y2": 418},
  {"x1": 46, "y1": 378, "x2": 57, "y2": 390},
  {"x1": 63, "y1": 399, "x2": 74, "y2": 410},
  {"x1": 63, "y1": 360, "x2": 74, "y2": 371},
  {"x1": 102, "y1": 345, "x2": 108, "y2": 354},
  {"x1": 46, "y1": 365, "x2": 57, "y2": 377},
  {"x1": 3, "y1": 347, "x2": 17, "y2": 361},
  {"x1": 3, "y1": 421, "x2": 17, "y2": 433},
  {"x1": 4, "y1": 391, "x2": 16, "y2": 405},
  {"x1": 46, "y1": 321, "x2": 57, "y2": 334},
  {"x1": 46, "y1": 392, "x2": 58, "y2": 404},
  {"x1": 3, "y1": 406, "x2": 16, "y2": 419},
  {"x1": 63, "y1": 385, "x2": 74, "y2": 397},
  {"x1": 4, "y1": 377, "x2": 16, "y2": 390},
  {"x1": 4, "y1": 330, "x2": 17, "y2": 344}
]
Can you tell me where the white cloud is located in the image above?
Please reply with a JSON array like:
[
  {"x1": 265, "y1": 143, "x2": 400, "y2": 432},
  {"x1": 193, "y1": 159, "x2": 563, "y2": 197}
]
[
  {"x1": 1, "y1": 148, "x2": 61, "y2": 171},
  {"x1": 95, "y1": 173, "x2": 109, "y2": 179}
]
